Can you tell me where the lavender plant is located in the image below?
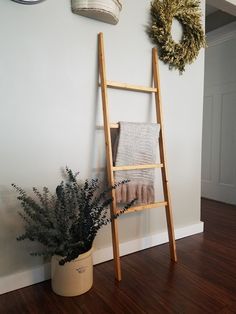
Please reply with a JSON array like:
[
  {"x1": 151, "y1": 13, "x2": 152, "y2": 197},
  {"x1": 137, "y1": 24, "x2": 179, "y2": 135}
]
[{"x1": 12, "y1": 167, "x2": 135, "y2": 265}]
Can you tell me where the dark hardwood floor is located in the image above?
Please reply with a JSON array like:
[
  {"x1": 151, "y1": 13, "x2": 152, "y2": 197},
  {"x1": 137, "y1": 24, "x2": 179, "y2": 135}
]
[{"x1": 1, "y1": 198, "x2": 236, "y2": 313}]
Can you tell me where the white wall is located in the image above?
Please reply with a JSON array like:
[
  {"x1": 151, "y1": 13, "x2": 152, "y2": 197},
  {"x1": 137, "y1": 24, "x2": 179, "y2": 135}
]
[{"x1": 0, "y1": 0, "x2": 205, "y2": 292}]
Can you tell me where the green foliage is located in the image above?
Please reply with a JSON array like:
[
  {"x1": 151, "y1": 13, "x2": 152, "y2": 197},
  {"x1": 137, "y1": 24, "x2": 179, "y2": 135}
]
[
  {"x1": 148, "y1": 0, "x2": 206, "y2": 73},
  {"x1": 12, "y1": 167, "x2": 135, "y2": 265}
]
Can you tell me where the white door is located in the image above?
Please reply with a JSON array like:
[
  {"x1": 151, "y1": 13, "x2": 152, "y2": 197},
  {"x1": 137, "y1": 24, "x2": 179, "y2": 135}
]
[{"x1": 201, "y1": 30, "x2": 236, "y2": 204}]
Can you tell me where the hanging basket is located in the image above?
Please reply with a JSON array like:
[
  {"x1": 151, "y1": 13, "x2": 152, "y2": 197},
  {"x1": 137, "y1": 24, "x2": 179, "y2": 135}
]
[{"x1": 71, "y1": 0, "x2": 123, "y2": 25}]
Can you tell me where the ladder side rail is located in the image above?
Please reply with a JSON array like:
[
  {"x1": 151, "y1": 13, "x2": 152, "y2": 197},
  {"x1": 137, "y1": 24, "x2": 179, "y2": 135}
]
[
  {"x1": 152, "y1": 47, "x2": 177, "y2": 262},
  {"x1": 98, "y1": 32, "x2": 122, "y2": 280}
]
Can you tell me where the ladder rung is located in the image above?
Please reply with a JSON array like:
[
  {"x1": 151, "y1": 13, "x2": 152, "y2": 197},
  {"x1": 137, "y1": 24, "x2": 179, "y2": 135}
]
[
  {"x1": 117, "y1": 201, "x2": 168, "y2": 214},
  {"x1": 106, "y1": 80, "x2": 157, "y2": 93},
  {"x1": 110, "y1": 123, "x2": 119, "y2": 128},
  {"x1": 113, "y1": 164, "x2": 163, "y2": 171}
]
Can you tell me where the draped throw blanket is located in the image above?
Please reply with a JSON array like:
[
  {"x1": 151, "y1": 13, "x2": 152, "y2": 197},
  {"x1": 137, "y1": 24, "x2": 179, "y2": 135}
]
[{"x1": 113, "y1": 122, "x2": 160, "y2": 204}]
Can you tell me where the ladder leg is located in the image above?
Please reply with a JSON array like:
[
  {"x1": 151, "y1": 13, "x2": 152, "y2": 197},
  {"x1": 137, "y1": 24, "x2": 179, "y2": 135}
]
[
  {"x1": 165, "y1": 205, "x2": 177, "y2": 262},
  {"x1": 159, "y1": 133, "x2": 177, "y2": 262},
  {"x1": 98, "y1": 32, "x2": 122, "y2": 280},
  {"x1": 110, "y1": 218, "x2": 122, "y2": 281},
  {"x1": 152, "y1": 47, "x2": 177, "y2": 262},
  {"x1": 161, "y1": 166, "x2": 177, "y2": 262}
]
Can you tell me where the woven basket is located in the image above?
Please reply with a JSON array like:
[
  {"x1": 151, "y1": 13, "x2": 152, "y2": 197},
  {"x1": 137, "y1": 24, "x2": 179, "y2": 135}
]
[{"x1": 71, "y1": 0, "x2": 123, "y2": 25}]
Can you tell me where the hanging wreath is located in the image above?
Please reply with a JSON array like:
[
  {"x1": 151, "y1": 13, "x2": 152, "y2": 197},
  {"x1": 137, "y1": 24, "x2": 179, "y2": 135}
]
[{"x1": 149, "y1": 0, "x2": 206, "y2": 73}]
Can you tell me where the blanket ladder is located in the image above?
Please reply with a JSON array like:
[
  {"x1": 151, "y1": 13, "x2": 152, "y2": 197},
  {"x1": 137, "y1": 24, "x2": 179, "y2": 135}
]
[{"x1": 98, "y1": 32, "x2": 177, "y2": 281}]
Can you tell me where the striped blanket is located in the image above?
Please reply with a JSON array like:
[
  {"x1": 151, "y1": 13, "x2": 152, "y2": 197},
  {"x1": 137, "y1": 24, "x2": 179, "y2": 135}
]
[{"x1": 113, "y1": 122, "x2": 160, "y2": 204}]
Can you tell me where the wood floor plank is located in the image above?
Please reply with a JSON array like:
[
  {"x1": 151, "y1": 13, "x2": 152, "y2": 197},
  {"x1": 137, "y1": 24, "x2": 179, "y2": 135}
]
[
  {"x1": 0, "y1": 198, "x2": 236, "y2": 313},
  {"x1": 125, "y1": 249, "x2": 231, "y2": 313},
  {"x1": 94, "y1": 268, "x2": 146, "y2": 314}
]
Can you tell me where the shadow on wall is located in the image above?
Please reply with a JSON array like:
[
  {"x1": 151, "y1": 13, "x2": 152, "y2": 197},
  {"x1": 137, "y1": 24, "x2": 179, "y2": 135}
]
[{"x1": 0, "y1": 185, "x2": 44, "y2": 277}]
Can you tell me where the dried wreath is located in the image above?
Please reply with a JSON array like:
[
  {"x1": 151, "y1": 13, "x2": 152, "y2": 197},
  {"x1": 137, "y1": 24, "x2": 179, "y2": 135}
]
[{"x1": 149, "y1": 0, "x2": 206, "y2": 73}]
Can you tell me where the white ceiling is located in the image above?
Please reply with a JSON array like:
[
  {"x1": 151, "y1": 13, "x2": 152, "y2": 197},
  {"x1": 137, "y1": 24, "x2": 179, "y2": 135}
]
[{"x1": 206, "y1": 0, "x2": 236, "y2": 16}]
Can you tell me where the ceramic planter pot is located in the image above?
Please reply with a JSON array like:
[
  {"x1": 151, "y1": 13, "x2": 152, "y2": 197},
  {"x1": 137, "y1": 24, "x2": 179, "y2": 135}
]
[{"x1": 51, "y1": 248, "x2": 93, "y2": 297}]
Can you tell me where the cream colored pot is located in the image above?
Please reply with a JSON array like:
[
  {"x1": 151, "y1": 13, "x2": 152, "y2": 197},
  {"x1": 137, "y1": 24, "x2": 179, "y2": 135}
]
[{"x1": 51, "y1": 248, "x2": 93, "y2": 297}]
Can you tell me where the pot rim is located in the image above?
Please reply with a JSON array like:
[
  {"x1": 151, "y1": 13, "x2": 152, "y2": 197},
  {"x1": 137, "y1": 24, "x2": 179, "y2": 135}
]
[{"x1": 52, "y1": 247, "x2": 93, "y2": 263}]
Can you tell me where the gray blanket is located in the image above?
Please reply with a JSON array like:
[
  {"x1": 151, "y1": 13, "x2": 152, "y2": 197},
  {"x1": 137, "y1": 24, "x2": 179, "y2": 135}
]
[{"x1": 113, "y1": 122, "x2": 160, "y2": 204}]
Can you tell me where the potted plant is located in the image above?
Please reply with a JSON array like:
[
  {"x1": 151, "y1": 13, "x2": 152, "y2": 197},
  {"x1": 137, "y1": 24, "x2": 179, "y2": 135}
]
[{"x1": 12, "y1": 167, "x2": 135, "y2": 296}]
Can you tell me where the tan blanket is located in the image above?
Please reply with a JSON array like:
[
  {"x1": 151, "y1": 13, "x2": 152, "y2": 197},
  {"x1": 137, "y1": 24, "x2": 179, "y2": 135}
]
[{"x1": 113, "y1": 122, "x2": 160, "y2": 204}]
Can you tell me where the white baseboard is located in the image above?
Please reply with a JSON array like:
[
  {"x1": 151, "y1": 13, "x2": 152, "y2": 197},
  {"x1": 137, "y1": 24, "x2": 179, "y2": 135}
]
[{"x1": 0, "y1": 222, "x2": 204, "y2": 295}]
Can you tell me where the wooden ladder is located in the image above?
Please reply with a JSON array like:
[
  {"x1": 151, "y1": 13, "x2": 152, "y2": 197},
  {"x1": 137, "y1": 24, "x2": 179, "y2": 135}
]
[{"x1": 98, "y1": 32, "x2": 177, "y2": 281}]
